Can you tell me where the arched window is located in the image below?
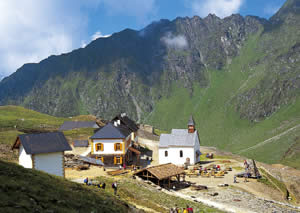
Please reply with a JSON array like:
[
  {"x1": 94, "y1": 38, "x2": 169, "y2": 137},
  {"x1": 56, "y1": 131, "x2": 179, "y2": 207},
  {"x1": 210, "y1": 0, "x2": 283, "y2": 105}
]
[
  {"x1": 95, "y1": 143, "x2": 103, "y2": 151},
  {"x1": 180, "y1": 150, "x2": 183, "y2": 158},
  {"x1": 165, "y1": 151, "x2": 168, "y2": 157}
]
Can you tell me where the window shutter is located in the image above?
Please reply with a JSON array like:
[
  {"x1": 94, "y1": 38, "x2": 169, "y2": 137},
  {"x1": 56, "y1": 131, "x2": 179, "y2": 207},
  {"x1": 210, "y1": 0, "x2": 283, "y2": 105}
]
[
  {"x1": 120, "y1": 143, "x2": 123, "y2": 151},
  {"x1": 101, "y1": 157, "x2": 104, "y2": 163},
  {"x1": 114, "y1": 156, "x2": 116, "y2": 164},
  {"x1": 95, "y1": 144, "x2": 98, "y2": 151},
  {"x1": 114, "y1": 143, "x2": 116, "y2": 151},
  {"x1": 120, "y1": 156, "x2": 123, "y2": 164},
  {"x1": 101, "y1": 143, "x2": 104, "y2": 151}
]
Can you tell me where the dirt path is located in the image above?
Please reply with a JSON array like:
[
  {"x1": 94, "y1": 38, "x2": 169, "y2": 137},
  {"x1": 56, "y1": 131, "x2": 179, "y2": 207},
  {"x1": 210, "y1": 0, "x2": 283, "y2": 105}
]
[{"x1": 238, "y1": 124, "x2": 300, "y2": 154}]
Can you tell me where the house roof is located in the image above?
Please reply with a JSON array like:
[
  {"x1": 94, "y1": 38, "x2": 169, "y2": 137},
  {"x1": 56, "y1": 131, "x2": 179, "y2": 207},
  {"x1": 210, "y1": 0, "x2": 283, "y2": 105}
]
[
  {"x1": 159, "y1": 129, "x2": 198, "y2": 148},
  {"x1": 188, "y1": 115, "x2": 195, "y2": 126},
  {"x1": 73, "y1": 140, "x2": 89, "y2": 147},
  {"x1": 134, "y1": 163, "x2": 185, "y2": 180},
  {"x1": 59, "y1": 121, "x2": 99, "y2": 131},
  {"x1": 112, "y1": 113, "x2": 139, "y2": 132},
  {"x1": 12, "y1": 132, "x2": 72, "y2": 154},
  {"x1": 79, "y1": 156, "x2": 104, "y2": 166},
  {"x1": 90, "y1": 122, "x2": 132, "y2": 139}
]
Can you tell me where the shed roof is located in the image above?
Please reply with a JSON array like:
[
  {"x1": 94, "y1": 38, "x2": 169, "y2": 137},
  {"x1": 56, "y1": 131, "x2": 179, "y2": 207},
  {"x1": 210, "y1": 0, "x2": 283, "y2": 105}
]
[
  {"x1": 73, "y1": 140, "x2": 89, "y2": 147},
  {"x1": 59, "y1": 121, "x2": 99, "y2": 131},
  {"x1": 90, "y1": 122, "x2": 131, "y2": 139},
  {"x1": 134, "y1": 163, "x2": 185, "y2": 180},
  {"x1": 12, "y1": 132, "x2": 72, "y2": 154},
  {"x1": 159, "y1": 129, "x2": 198, "y2": 148},
  {"x1": 79, "y1": 156, "x2": 104, "y2": 166}
]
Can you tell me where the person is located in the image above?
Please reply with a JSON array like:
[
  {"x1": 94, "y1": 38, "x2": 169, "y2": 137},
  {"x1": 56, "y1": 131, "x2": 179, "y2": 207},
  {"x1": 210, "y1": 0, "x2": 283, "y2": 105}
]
[
  {"x1": 112, "y1": 182, "x2": 118, "y2": 195},
  {"x1": 234, "y1": 175, "x2": 237, "y2": 183},
  {"x1": 175, "y1": 207, "x2": 181, "y2": 213},
  {"x1": 217, "y1": 165, "x2": 221, "y2": 171},
  {"x1": 102, "y1": 182, "x2": 106, "y2": 189},
  {"x1": 244, "y1": 173, "x2": 248, "y2": 182},
  {"x1": 84, "y1": 177, "x2": 88, "y2": 185},
  {"x1": 183, "y1": 208, "x2": 188, "y2": 213},
  {"x1": 186, "y1": 205, "x2": 194, "y2": 213}
]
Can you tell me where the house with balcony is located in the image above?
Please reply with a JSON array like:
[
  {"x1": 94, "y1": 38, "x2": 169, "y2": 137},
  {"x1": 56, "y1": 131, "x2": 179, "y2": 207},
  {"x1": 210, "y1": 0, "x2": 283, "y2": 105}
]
[{"x1": 89, "y1": 114, "x2": 140, "y2": 167}]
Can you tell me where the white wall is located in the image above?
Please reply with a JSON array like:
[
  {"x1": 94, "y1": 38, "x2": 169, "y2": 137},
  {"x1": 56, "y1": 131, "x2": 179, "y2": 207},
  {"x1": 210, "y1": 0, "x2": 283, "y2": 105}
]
[
  {"x1": 34, "y1": 152, "x2": 64, "y2": 177},
  {"x1": 159, "y1": 147, "x2": 195, "y2": 165},
  {"x1": 93, "y1": 139, "x2": 124, "y2": 155},
  {"x1": 19, "y1": 144, "x2": 32, "y2": 168}
]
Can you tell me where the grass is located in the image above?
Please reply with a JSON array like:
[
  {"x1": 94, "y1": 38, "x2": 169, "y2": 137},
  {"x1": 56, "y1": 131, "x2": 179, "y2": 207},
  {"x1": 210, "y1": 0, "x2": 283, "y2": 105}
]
[
  {"x1": 153, "y1": 128, "x2": 169, "y2": 136},
  {"x1": 95, "y1": 175, "x2": 223, "y2": 213},
  {"x1": 147, "y1": 31, "x2": 300, "y2": 168},
  {"x1": 259, "y1": 168, "x2": 289, "y2": 199},
  {"x1": 0, "y1": 160, "x2": 132, "y2": 213},
  {"x1": 0, "y1": 105, "x2": 98, "y2": 131},
  {"x1": 0, "y1": 130, "x2": 24, "y2": 145},
  {"x1": 63, "y1": 128, "x2": 95, "y2": 141}
]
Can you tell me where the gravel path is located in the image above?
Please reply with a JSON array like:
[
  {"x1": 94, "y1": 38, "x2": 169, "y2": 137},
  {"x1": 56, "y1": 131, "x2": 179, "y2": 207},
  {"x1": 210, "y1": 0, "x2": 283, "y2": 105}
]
[{"x1": 177, "y1": 187, "x2": 300, "y2": 213}]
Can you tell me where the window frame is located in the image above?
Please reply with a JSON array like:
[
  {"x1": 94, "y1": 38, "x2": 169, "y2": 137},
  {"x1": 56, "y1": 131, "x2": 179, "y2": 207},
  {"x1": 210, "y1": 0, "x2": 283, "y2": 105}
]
[
  {"x1": 180, "y1": 150, "x2": 183, "y2": 158},
  {"x1": 165, "y1": 150, "x2": 168, "y2": 157},
  {"x1": 115, "y1": 143, "x2": 122, "y2": 151},
  {"x1": 95, "y1": 143, "x2": 103, "y2": 151}
]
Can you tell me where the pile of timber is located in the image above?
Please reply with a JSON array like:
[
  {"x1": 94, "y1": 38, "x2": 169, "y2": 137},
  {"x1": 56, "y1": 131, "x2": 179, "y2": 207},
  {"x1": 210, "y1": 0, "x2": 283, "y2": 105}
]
[
  {"x1": 65, "y1": 154, "x2": 84, "y2": 167},
  {"x1": 107, "y1": 169, "x2": 128, "y2": 176}
]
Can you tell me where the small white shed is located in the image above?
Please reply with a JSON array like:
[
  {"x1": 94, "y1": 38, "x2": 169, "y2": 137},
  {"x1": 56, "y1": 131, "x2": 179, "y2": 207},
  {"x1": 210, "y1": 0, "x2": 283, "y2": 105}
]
[{"x1": 12, "y1": 132, "x2": 72, "y2": 177}]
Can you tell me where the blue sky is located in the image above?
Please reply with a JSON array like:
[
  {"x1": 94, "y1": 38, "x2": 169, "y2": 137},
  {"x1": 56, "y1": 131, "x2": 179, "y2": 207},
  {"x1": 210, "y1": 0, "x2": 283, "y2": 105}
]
[{"x1": 0, "y1": 0, "x2": 286, "y2": 78}]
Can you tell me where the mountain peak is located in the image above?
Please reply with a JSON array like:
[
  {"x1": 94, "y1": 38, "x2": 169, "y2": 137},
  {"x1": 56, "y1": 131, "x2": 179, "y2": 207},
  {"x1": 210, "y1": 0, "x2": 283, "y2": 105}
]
[{"x1": 271, "y1": 0, "x2": 300, "y2": 22}]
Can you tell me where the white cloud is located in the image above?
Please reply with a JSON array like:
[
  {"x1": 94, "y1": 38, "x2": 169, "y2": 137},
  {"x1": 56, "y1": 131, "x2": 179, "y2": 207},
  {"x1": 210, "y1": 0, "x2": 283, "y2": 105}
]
[
  {"x1": 91, "y1": 31, "x2": 111, "y2": 40},
  {"x1": 161, "y1": 33, "x2": 188, "y2": 49},
  {"x1": 100, "y1": 0, "x2": 157, "y2": 25},
  {"x1": 264, "y1": 4, "x2": 280, "y2": 16},
  {"x1": 0, "y1": 1, "x2": 100, "y2": 78},
  {"x1": 188, "y1": 0, "x2": 244, "y2": 18},
  {"x1": 81, "y1": 31, "x2": 111, "y2": 48}
]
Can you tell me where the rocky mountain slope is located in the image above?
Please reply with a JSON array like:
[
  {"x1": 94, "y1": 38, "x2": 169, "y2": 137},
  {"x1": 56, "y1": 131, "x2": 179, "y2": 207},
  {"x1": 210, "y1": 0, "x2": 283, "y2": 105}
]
[{"x1": 0, "y1": 0, "x2": 299, "y2": 167}]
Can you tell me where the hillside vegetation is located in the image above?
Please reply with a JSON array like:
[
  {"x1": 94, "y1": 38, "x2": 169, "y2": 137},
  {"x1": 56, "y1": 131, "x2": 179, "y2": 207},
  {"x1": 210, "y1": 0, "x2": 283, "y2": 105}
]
[
  {"x1": 0, "y1": 106, "x2": 98, "y2": 161},
  {"x1": 0, "y1": 1, "x2": 299, "y2": 168},
  {"x1": 0, "y1": 160, "x2": 136, "y2": 213}
]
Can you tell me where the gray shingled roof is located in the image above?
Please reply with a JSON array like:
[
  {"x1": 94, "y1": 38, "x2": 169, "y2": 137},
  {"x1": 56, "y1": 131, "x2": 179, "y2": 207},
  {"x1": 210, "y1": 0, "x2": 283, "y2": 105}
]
[
  {"x1": 15, "y1": 132, "x2": 72, "y2": 154},
  {"x1": 59, "y1": 121, "x2": 99, "y2": 131},
  {"x1": 159, "y1": 129, "x2": 198, "y2": 148},
  {"x1": 73, "y1": 140, "x2": 89, "y2": 147},
  {"x1": 188, "y1": 115, "x2": 195, "y2": 126},
  {"x1": 90, "y1": 122, "x2": 131, "y2": 139}
]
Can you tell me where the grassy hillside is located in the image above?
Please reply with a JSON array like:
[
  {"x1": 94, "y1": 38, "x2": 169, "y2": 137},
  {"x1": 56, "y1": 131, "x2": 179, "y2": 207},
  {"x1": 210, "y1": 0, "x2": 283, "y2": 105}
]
[
  {"x1": 148, "y1": 31, "x2": 300, "y2": 169},
  {"x1": 0, "y1": 160, "x2": 135, "y2": 213},
  {"x1": 0, "y1": 106, "x2": 99, "y2": 161}
]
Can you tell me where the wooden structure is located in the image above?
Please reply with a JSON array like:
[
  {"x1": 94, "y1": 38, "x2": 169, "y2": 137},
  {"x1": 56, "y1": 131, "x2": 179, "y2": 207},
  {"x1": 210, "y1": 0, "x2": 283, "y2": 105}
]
[{"x1": 133, "y1": 163, "x2": 185, "y2": 189}]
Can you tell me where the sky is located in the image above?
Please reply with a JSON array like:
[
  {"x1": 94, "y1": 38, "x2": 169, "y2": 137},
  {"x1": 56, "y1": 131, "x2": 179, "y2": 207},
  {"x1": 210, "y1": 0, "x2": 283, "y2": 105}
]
[{"x1": 0, "y1": 0, "x2": 286, "y2": 79}]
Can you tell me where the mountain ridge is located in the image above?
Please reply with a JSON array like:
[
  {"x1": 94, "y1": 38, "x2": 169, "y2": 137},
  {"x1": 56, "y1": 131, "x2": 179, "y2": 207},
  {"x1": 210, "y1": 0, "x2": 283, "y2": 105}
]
[{"x1": 0, "y1": 0, "x2": 300, "y2": 166}]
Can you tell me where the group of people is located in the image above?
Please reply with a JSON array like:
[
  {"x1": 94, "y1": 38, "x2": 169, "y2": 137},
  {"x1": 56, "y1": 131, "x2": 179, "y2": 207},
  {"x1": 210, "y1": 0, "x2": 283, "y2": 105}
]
[
  {"x1": 169, "y1": 205, "x2": 194, "y2": 213},
  {"x1": 83, "y1": 177, "x2": 106, "y2": 189}
]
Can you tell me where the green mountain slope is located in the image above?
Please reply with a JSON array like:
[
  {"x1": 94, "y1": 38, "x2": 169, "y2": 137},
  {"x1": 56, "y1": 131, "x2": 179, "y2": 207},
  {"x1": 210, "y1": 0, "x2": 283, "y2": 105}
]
[
  {"x1": 0, "y1": 0, "x2": 299, "y2": 168},
  {"x1": 0, "y1": 160, "x2": 137, "y2": 213}
]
